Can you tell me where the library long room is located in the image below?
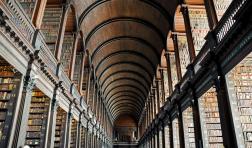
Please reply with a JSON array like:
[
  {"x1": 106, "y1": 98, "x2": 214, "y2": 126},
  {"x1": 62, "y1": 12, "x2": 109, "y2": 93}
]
[{"x1": 0, "y1": 0, "x2": 252, "y2": 148}]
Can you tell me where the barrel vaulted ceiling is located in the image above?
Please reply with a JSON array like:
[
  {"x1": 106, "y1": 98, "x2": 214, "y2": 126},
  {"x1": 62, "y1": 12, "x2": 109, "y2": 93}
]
[{"x1": 73, "y1": 0, "x2": 179, "y2": 121}]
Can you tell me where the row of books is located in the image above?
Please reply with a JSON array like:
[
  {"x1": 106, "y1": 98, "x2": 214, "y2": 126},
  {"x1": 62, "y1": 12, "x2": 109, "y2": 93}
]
[
  {"x1": 177, "y1": 35, "x2": 190, "y2": 76},
  {"x1": 54, "y1": 107, "x2": 67, "y2": 148},
  {"x1": 0, "y1": 62, "x2": 20, "y2": 146},
  {"x1": 183, "y1": 107, "x2": 196, "y2": 148},
  {"x1": 188, "y1": 8, "x2": 209, "y2": 55},
  {"x1": 227, "y1": 56, "x2": 252, "y2": 146},
  {"x1": 0, "y1": 92, "x2": 14, "y2": 100},
  {"x1": 0, "y1": 78, "x2": 14, "y2": 83},
  {"x1": 41, "y1": 6, "x2": 63, "y2": 54},
  {"x1": 70, "y1": 119, "x2": 77, "y2": 148},
  {"x1": 199, "y1": 89, "x2": 224, "y2": 147},
  {"x1": 172, "y1": 118, "x2": 180, "y2": 148},
  {"x1": 81, "y1": 126, "x2": 86, "y2": 147},
  {"x1": 0, "y1": 84, "x2": 15, "y2": 90},
  {"x1": 169, "y1": 53, "x2": 178, "y2": 90},
  {"x1": 61, "y1": 34, "x2": 74, "y2": 75},
  {"x1": 73, "y1": 53, "x2": 82, "y2": 88},
  {"x1": 25, "y1": 92, "x2": 50, "y2": 147}
]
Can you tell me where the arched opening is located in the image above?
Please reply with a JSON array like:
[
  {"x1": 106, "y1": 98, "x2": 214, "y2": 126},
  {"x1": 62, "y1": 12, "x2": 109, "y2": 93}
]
[
  {"x1": 72, "y1": 32, "x2": 84, "y2": 90},
  {"x1": 40, "y1": 0, "x2": 65, "y2": 54},
  {"x1": 166, "y1": 32, "x2": 179, "y2": 90},
  {"x1": 113, "y1": 115, "x2": 138, "y2": 144},
  {"x1": 60, "y1": 6, "x2": 77, "y2": 76},
  {"x1": 174, "y1": 6, "x2": 190, "y2": 77}
]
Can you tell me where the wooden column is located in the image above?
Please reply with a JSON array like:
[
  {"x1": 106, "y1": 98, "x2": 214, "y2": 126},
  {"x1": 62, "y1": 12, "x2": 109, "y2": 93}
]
[
  {"x1": 69, "y1": 32, "x2": 80, "y2": 80},
  {"x1": 65, "y1": 110, "x2": 73, "y2": 148},
  {"x1": 32, "y1": 0, "x2": 47, "y2": 28},
  {"x1": 172, "y1": 34, "x2": 182, "y2": 81},
  {"x1": 161, "y1": 123, "x2": 165, "y2": 148},
  {"x1": 96, "y1": 96, "x2": 100, "y2": 122},
  {"x1": 77, "y1": 118, "x2": 82, "y2": 148},
  {"x1": 152, "y1": 88, "x2": 157, "y2": 116},
  {"x1": 156, "y1": 79, "x2": 161, "y2": 109},
  {"x1": 190, "y1": 94, "x2": 203, "y2": 148},
  {"x1": 168, "y1": 120, "x2": 174, "y2": 148},
  {"x1": 85, "y1": 68, "x2": 91, "y2": 103},
  {"x1": 180, "y1": 5, "x2": 196, "y2": 61},
  {"x1": 151, "y1": 93, "x2": 155, "y2": 120},
  {"x1": 214, "y1": 76, "x2": 238, "y2": 147},
  {"x1": 160, "y1": 69, "x2": 166, "y2": 103},
  {"x1": 92, "y1": 85, "x2": 97, "y2": 113},
  {"x1": 204, "y1": 0, "x2": 218, "y2": 30},
  {"x1": 178, "y1": 105, "x2": 185, "y2": 148},
  {"x1": 13, "y1": 59, "x2": 35, "y2": 148},
  {"x1": 55, "y1": 4, "x2": 70, "y2": 61},
  {"x1": 79, "y1": 51, "x2": 86, "y2": 93},
  {"x1": 147, "y1": 101, "x2": 150, "y2": 126},
  {"x1": 149, "y1": 134, "x2": 152, "y2": 148},
  {"x1": 164, "y1": 51, "x2": 173, "y2": 94},
  {"x1": 46, "y1": 92, "x2": 59, "y2": 148},
  {"x1": 85, "y1": 128, "x2": 89, "y2": 148},
  {"x1": 156, "y1": 128, "x2": 160, "y2": 148}
]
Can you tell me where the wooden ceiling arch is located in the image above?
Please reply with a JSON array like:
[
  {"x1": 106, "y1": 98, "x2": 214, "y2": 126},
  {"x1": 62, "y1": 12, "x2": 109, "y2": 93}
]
[
  {"x1": 111, "y1": 103, "x2": 142, "y2": 117},
  {"x1": 107, "y1": 91, "x2": 145, "y2": 106},
  {"x1": 110, "y1": 99, "x2": 143, "y2": 114},
  {"x1": 108, "y1": 95, "x2": 144, "y2": 110},
  {"x1": 102, "y1": 78, "x2": 149, "y2": 97},
  {"x1": 108, "y1": 95, "x2": 144, "y2": 108},
  {"x1": 77, "y1": 0, "x2": 179, "y2": 121},
  {"x1": 105, "y1": 85, "x2": 146, "y2": 104},
  {"x1": 100, "y1": 70, "x2": 151, "y2": 90},
  {"x1": 97, "y1": 62, "x2": 153, "y2": 86}
]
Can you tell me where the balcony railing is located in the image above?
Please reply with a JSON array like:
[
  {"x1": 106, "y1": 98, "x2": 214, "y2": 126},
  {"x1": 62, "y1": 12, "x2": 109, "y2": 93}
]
[
  {"x1": 215, "y1": 0, "x2": 247, "y2": 43},
  {"x1": 140, "y1": 0, "x2": 252, "y2": 142}
]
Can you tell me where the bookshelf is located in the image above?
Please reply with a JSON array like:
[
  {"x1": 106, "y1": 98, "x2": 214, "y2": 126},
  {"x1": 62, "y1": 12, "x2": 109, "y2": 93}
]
[
  {"x1": 182, "y1": 107, "x2": 196, "y2": 148},
  {"x1": 80, "y1": 126, "x2": 86, "y2": 147},
  {"x1": 188, "y1": 7, "x2": 209, "y2": 55},
  {"x1": 25, "y1": 89, "x2": 50, "y2": 148},
  {"x1": 159, "y1": 130, "x2": 163, "y2": 148},
  {"x1": 164, "y1": 126, "x2": 170, "y2": 148},
  {"x1": 41, "y1": 5, "x2": 63, "y2": 54},
  {"x1": 61, "y1": 34, "x2": 74, "y2": 75},
  {"x1": 73, "y1": 53, "x2": 82, "y2": 88},
  {"x1": 226, "y1": 53, "x2": 252, "y2": 147},
  {"x1": 163, "y1": 69, "x2": 170, "y2": 98},
  {"x1": 177, "y1": 35, "x2": 190, "y2": 76},
  {"x1": 172, "y1": 118, "x2": 180, "y2": 148},
  {"x1": 54, "y1": 107, "x2": 67, "y2": 148},
  {"x1": 213, "y1": 0, "x2": 232, "y2": 21},
  {"x1": 70, "y1": 118, "x2": 77, "y2": 148},
  {"x1": 81, "y1": 67, "x2": 89, "y2": 95},
  {"x1": 0, "y1": 57, "x2": 22, "y2": 147},
  {"x1": 18, "y1": 0, "x2": 37, "y2": 19},
  {"x1": 88, "y1": 79, "x2": 94, "y2": 106},
  {"x1": 169, "y1": 52, "x2": 178, "y2": 90},
  {"x1": 199, "y1": 88, "x2": 223, "y2": 148}
]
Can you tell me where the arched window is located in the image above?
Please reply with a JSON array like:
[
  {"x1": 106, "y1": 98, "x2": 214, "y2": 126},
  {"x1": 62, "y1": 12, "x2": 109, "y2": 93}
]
[
  {"x1": 187, "y1": 5, "x2": 209, "y2": 55},
  {"x1": 73, "y1": 33, "x2": 84, "y2": 89},
  {"x1": 40, "y1": 0, "x2": 64, "y2": 54},
  {"x1": 60, "y1": 7, "x2": 77, "y2": 75}
]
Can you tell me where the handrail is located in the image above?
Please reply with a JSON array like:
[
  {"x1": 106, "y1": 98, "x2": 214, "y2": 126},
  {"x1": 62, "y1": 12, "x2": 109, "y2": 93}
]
[
  {"x1": 215, "y1": 0, "x2": 247, "y2": 43},
  {"x1": 0, "y1": 0, "x2": 107, "y2": 136},
  {"x1": 3, "y1": 0, "x2": 35, "y2": 43}
]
